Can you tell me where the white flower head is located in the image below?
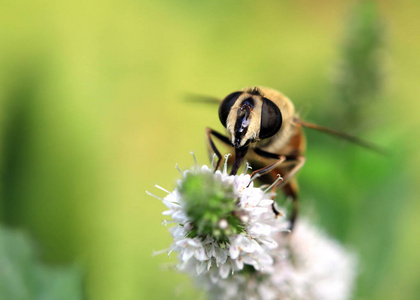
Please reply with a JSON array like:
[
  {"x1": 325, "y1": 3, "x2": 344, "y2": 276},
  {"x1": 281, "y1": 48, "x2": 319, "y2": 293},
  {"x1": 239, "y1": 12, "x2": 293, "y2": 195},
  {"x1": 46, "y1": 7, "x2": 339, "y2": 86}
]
[
  {"x1": 155, "y1": 159, "x2": 289, "y2": 281},
  {"x1": 201, "y1": 219, "x2": 357, "y2": 300},
  {"x1": 150, "y1": 155, "x2": 357, "y2": 300},
  {"x1": 272, "y1": 219, "x2": 357, "y2": 300}
]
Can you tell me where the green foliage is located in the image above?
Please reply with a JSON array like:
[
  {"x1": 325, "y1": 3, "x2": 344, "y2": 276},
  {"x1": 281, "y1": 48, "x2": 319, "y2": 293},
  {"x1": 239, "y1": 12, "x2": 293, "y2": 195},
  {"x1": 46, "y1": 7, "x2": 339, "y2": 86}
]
[
  {"x1": 333, "y1": 0, "x2": 384, "y2": 128},
  {"x1": 0, "y1": 227, "x2": 84, "y2": 300},
  {"x1": 299, "y1": 3, "x2": 411, "y2": 300},
  {"x1": 180, "y1": 172, "x2": 245, "y2": 243}
]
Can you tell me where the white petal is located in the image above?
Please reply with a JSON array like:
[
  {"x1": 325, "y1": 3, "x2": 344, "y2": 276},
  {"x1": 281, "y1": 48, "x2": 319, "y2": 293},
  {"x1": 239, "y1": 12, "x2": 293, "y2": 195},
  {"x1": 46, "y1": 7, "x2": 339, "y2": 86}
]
[
  {"x1": 259, "y1": 199, "x2": 274, "y2": 206},
  {"x1": 234, "y1": 257, "x2": 244, "y2": 270},
  {"x1": 194, "y1": 246, "x2": 208, "y2": 261},
  {"x1": 229, "y1": 244, "x2": 240, "y2": 259},
  {"x1": 241, "y1": 256, "x2": 259, "y2": 269},
  {"x1": 219, "y1": 263, "x2": 231, "y2": 279},
  {"x1": 196, "y1": 261, "x2": 207, "y2": 275},
  {"x1": 181, "y1": 248, "x2": 195, "y2": 261},
  {"x1": 258, "y1": 237, "x2": 278, "y2": 249},
  {"x1": 215, "y1": 247, "x2": 228, "y2": 265}
]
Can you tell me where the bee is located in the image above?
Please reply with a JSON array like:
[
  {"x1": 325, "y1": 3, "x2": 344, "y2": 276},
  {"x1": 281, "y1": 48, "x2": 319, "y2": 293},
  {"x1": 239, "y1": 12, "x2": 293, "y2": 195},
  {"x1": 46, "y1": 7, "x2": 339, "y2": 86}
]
[{"x1": 205, "y1": 86, "x2": 384, "y2": 229}]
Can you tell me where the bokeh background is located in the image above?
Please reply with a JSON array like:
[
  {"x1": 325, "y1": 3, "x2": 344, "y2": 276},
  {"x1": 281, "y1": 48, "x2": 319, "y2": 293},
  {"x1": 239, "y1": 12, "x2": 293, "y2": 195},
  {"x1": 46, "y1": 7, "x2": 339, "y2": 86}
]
[{"x1": 1, "y1": 1, "x2": 419, "y2": 299}]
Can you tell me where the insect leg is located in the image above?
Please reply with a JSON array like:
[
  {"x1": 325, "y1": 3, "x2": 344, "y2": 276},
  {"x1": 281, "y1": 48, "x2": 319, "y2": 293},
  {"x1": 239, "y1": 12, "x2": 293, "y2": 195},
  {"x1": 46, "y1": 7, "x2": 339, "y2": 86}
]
[
  {"x1": 205, "y1": 127, "x2": 232, "y2": 171},
  {"x1": 276, "y1": 157, "x2": 304, "y2": 230},
  {"x1": 246, "y1": 154, "x2": 286, "y2": 216},
  {"x1": 281, "y1": 180, "x2": 300, "y2": 231},
  {"x1": 253, "y1": 148, "x2": 306, "y2": 230},
  {"x1": 248, "y1": 155, "x2": 286, "y2": 182},
  {"x1": 253, "y1": 148, "x2": 306, "y2": 189}
]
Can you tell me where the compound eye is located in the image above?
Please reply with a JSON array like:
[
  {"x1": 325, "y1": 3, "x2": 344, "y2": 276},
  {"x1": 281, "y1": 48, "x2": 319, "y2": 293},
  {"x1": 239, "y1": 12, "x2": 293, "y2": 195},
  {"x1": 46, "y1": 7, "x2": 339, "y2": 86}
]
[
  {"x1": 259, "y1": 97, "x2": 282, "y2": 139},
  {"x1": 218, "y1": 91, "x2": 242, "y2": 127}
]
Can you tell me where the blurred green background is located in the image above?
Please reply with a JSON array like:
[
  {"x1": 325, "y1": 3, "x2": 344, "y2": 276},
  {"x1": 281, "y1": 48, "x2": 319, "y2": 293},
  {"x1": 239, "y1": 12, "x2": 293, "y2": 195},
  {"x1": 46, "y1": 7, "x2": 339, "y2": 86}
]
[{"x1": 1, "y1": 0, "x2": 419, "y2": 299}]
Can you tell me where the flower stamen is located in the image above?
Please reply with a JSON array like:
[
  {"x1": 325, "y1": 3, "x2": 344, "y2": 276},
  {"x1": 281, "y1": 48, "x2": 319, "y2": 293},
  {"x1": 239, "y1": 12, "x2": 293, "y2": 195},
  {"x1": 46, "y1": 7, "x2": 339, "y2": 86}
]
[
  {"x1": 190, "y1": 151, "x2": 199, "y2": 171},
  {"x1": 146, "y1": 190, "x2": 163, "y2": 201},
  {"x1": 263, "y1": 174, "x2": 283, "y2": 193},
  {"x1": 154, "y1": 184, "x2": 171, "y2": 194},
  {"x1": 175, "y1": 163, "x2": 183, "y2": 177},
  {"x1": 223, "y1": 154, "x2": 231, "y2": 174}
]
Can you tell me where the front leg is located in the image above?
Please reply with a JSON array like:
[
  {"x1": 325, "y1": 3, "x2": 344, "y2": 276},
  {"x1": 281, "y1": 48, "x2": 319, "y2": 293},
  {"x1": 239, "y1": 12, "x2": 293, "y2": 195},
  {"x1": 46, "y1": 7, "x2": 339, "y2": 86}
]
[{"x1": 205, "y1": 127, "x2": 232, "y2": 171}]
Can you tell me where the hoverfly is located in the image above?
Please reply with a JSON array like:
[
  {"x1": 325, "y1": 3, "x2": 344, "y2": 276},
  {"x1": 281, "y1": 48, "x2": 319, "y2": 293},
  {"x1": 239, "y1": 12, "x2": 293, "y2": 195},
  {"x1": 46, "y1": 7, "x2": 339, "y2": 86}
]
[{"x1": 205, "y1": 86, "x2": 384, "y2": 229}]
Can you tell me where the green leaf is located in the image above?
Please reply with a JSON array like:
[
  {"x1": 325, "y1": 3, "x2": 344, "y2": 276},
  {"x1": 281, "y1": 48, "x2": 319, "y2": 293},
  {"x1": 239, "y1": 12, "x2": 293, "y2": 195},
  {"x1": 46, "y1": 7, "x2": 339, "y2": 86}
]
[{"x1": 0, "y1": 227, "x2": 84, "y2": 300}]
